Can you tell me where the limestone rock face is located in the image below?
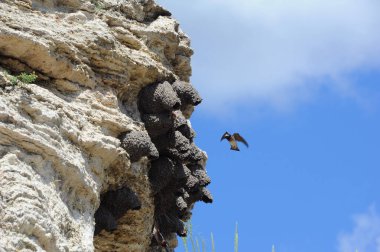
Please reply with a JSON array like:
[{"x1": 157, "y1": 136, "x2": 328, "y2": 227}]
[{"x1": 0, "y1": 1, "x2": 211, "y2": 252}]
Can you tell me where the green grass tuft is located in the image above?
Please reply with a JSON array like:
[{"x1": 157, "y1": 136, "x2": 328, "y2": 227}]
[
  {"x1": 9, "y1": 75, "x2": 18, "y2": 86},
  {"x1": 17, "y1": 72, "x2": 37, "y2": 84},
  {"x1": 182, "y1": 236, "x2": 189, "y2": 252},
  {"x1": 181, "y1": 221, "x2": 274, "y2": 252},
  {"x1": 196, "y1": 238, "x2": 200, "y2": 252},
  {"x1": 4, "y1": 71, "x2": 38, "y2": 85}
]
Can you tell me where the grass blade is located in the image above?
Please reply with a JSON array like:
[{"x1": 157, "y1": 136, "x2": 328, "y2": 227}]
[
  {"x1": 182, "y1": 236, "x2": 189, "y2": 252},
  {"x1": 211, "y1": 232, "x2": 215, "y2": 252},
  {"x1": 188, "y1": 222, "x2": 196, "y2": 252},
  {"x1": 234, "y1": 222, "x2": 239, "y2": 252}
]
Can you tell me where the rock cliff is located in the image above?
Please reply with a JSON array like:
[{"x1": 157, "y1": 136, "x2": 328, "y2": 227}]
[{"x1": 0, "y1": 1, "x2": 211, "y2": 251}]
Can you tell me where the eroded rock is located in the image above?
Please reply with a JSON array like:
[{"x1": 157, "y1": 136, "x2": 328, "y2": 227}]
[{"x1": 0, "y1": 0, "x2": 210, "y2": 251}]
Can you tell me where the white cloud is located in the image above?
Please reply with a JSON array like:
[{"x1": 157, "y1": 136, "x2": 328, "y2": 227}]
[
  {"x1": 337, "y1": 206, "x2": 380, "y2": 252},
  {"x1": 158, "y1": 0, "x2": 380, "y2": 111}
]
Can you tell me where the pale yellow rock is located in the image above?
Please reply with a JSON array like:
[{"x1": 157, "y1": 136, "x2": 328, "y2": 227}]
[{"x1": 0, "y1": 0, "x2": 200, "y2": 251}]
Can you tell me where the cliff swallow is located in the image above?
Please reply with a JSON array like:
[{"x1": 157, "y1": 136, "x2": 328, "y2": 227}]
[{"x1": 221, "y1": 132, "x2": 249, "y2": 151}]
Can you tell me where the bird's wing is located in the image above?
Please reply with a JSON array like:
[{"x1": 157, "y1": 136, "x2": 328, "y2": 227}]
[
  {"x1": 220, "y1": 132, "x2": 229, "y2": 141},
  {"x1": 233, "y1": 133, "x2": 249, "y2": 147}
]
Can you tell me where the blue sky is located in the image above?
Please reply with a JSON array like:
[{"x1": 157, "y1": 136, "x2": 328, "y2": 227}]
[{"x1": 156, "y1": 1, "x2": 380, "y2": 251}]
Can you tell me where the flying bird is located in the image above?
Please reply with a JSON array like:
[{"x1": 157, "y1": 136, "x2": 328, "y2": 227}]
[{"x1": 221, "y1": 132, "x2": 249, "y2": 151}]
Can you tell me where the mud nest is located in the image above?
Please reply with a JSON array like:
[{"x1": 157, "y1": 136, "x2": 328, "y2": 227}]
[
  {"x1": 94, "y1": 186, "x2": 141, "y2": 235},
  {"x1": 138, "y1": 81, "x2": 212, "y2": 243},
  {"x1": 109, "y1": 80, "x2": 212, "y2": 247}
]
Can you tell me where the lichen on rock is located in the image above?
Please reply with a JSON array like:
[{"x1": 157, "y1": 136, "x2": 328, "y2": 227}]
[{"x1": 0, "y1": 0, "x2": 211, "y2": 251}]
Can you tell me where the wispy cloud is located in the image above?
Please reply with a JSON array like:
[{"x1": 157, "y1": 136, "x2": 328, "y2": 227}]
[
  {"x1": 337, "y1": 205, "x2": 380, "y2": 252},
  {"x1": 159, "y1": 0, "x2": 380, "y2": 111}
]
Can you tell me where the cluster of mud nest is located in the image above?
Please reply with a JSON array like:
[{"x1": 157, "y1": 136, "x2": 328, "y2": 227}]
[
  {"x1": 94, "y1": 81, "x2": 212, "y2": 246},
  {"x1": 139, "y1": 81, "x2": 212, "y2": 240}
]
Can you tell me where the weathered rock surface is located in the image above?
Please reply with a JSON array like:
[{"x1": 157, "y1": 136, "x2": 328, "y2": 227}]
[{"x1": 0, "y1": 0, "x2": 211, "y2": 252}]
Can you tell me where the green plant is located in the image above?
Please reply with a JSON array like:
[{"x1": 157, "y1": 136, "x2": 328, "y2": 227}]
[
  {"x1": 182, "y1": 236, "x2": 189, "y2": 252},
  {"x1": 211, "y1": 232, "x2": 215, "y2": 252},
  {"x1": 2, "y1": 70, "x2": 38, "y2": 87},
  {"x1": 3, "y1": 70, "x2": 17, "y2": 86},
  {"x1": 9, "y1": 75, "x2": 18, "y2": 86},
  {"x1": 91, "y1": 0, "x2": 104, "y2": 11},
  {"x1": 187, "y1": 222, "x2": 196, "y2": 252},
  {"x1": 182, "y1": 221, "x2": 203, "y2": 252},
  {"x1": 5, "y1": 71, "x2": 38, "y2": 85},
  {"x1": 196, "y1": 238, "x2": 200, "y2": 252},
  {"x1": 180, "y1": 221, "x2": 294, "y2": 252},
  {"x1": 17, "y1": 72, "x2": 37, "y2": 84},
  {"x1": 234, "y1": 222, "x2": 238, "y2": 252}
]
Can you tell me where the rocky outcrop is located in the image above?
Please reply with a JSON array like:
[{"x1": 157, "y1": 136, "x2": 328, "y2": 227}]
[{"x1": 0, "y1": 1, "x2": 211, "y2": 252}]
